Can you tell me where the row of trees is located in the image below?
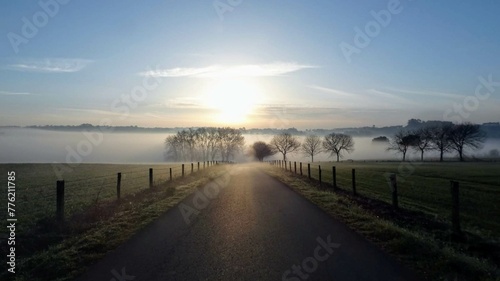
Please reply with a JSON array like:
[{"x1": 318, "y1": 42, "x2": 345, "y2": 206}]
[
  {"x1": 252, "y1": 133, "x2": 355, "y2": 162},
  {"x1": 164, "y1": 127, "x2": 245, "y2": 162},
  {"x1": 388, "y1": 122, "x2": 486, "y2": 161},
  {"x1": 165, "y1": 123, "x2": 485, "y2": 163}
]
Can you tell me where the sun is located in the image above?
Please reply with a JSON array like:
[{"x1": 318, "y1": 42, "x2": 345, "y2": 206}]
[{"x1": 204, "y1": 79, "x2": 261, "y2": 124}]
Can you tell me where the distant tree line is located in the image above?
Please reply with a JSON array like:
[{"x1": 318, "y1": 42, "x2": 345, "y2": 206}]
[
  {"x1": 250, "y1": 132, "x2": 355, "y2": 162},
  {"x1": 249, "y1": 122, "x2": 488, "y2": 163},
  {"x1": 372, "y1": 136, "x2": 389, "y2": 143},
  {"x1": 388, "y1": 122, "x2": 486, "y2": 162},
  {"x1": 164, "y1": 127, "x2": 245, "y2": 162}
]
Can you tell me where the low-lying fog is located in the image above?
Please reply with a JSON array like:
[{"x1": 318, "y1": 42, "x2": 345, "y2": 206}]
[{"x1": 1, "y1": 128, "x2": 499, "y2": 163}]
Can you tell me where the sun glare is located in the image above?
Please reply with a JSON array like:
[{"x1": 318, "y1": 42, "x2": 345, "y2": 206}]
[{"x1": 204, "y1": 79, "x2": 262, "y2": 124}]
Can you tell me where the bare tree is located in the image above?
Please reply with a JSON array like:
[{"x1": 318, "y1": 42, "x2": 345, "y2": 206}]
[
  {"x1": 164, "y1": 127, "x2": 245, "y2": 162},
  {"x1": 387, "y1": 130, "x2": 419, "y2": 161},
  {"x1": 195, "y1": 127, "x2": 210, "y2": 161},
  {"x1": 218, "y1": 127, "x2": 245, "y2": 161},
  {"x1": 207, "y1": 127, "x2": 220, "y2": 161},
  {"x1": 413, "y1": 127, "x2": 433, "y2": 161},
  {"x1": 164, "y1": 131, "x2": 193, "y2": 161},
  {"x1": 251, "y1": 141, "x2": 276, "y2": 162},
  {"x1": 429, "y1": 124, "x2": 453, "y2": 162},
  {"x1": 270, "y1": 133, "x2": 301, "y2": 162},
  {"x1": 448, "y1": 123, "x2": 486, "y2": 161},
  {"x1": 164, "y1": 135, "x2": 181, "y2": 161},
  {"x1": 301, "y1": 135, "x2": 322, "y2": 162},
  {"x1": 322, "y1": 133, "x2": 354, "y2": 162},
  {"x1": 178, "y1": 129, "x2": 197, "y2": 161}
]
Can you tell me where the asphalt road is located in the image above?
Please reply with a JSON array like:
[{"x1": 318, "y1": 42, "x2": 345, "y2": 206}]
[{"x1": 76, "y1": 165, "x2": 419, "y2": 281}]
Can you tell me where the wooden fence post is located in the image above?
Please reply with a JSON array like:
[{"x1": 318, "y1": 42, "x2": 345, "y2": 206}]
[
  {"x1": 289, "y1": 161, "x2": 291, "y2": 171},
  {"x1": 300, "y1": 162, "x2": 303, "y2": 176},
  {"x1": 294, "y1": 162, "x2": 297, "y2": 174},
  {"x1": 198, "y1": 162, "x2": 200, "y2": 171},
  {"x1": 308, "y1": 164, "x2": 311, "y2": 180},
  {"x1": 389, "y1": 174, "x2": 398, "y2": 209},
  {"x1": 352, "y1": 169, "x2": 357, "y2": 196},
  {"x1": 319, "y1": 165, "x2": 322, "y2": 187},
  {"x1": 191, "y1": 163, "x2": 194, "y2": 174},
  {"x1": 56, "y1": 180, "x2": 65, "y2": 222},
  {"x1": 116, "y1": 173, "x2": 121, "y2": 200},
  {"x1": 451, "y1": 181, "x2": 461, "y2": 235},
  {"x1": 332, "y1": 166, "x2": 337, "y2": 191},
  {"x1": 182, "y1": 164, "x2": 185, "y2": 177},
  {"x1": 169, "y1": 168, "x2": 172, "y2": 181},
  {"x1": 149, "y1": 168, "x2": 153, "y2": 188}
]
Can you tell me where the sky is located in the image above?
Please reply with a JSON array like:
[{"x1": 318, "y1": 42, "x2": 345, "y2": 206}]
[{"x1": 0, "y1": 0, "x2": 499, "y2": 129}]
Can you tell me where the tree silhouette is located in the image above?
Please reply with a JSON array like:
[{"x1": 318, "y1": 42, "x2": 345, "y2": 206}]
[
  {"x1": 251, "y1": 141, "x2": 275, "y2": 162},
  {"x1": 429, "y1": 124, "x2": 453, "y2": 162},
  {"x1": 387, "y1": 130, "x2": 419, "y2": 161},
  {"x1": 322, "y1": 133, "x2": 354, "y2": 162},
  {"x1": 164, "y1": 127, "x2": 244, "y2": 162},
  {"x1": 413, "y1": 127, "x2": 433, "y2": 161},
  {"x1": 270, "y1": 133, "x2": 301, "y2": 162},
  {"x1": 448, "y1": 123, "x2": 486, "y2": 161},
  {"x1": 301, "y1": 135, "x2": 322, "y2": 162}
]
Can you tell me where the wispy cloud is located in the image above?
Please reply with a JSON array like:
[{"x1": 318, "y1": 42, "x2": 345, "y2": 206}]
[
  {"x1": 0, "y1": 91, "x2": 32, "y2": 96},
  {"x1": 163, "y1": 97, "x2": 204, "y2": 108},
  {"x1": 140, "y1": 62, "x2": 316, "y2": 78},
  {"x1": 308, "y1": 85, "x2": 419, "y2": 109},
  {"x1": 7, "y1": 58, "x2": 92, "y2": 73},
  {"x1": 55, "y1": 107, "x2": 122, "y2": 116},
  {"x1": 367, "y1": 89, "x2": 407, "y2": 100},
  {"x1": 308, "y1": 85, "x2": 354, "y2": 97},
  {"x1": 366, "y1": 89, "x2": 417, "y2": 105},
  {"x1": 385, "y1": 87, "x2": 465, "y2": 99}
]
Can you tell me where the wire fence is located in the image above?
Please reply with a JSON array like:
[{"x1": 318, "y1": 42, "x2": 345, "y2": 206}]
[
  {"x1": 270, "y1": 159, "x2": 500, "y2": 239},
  {"x1": 1, "y1": 161, "x2": 225, "y2": 234}
]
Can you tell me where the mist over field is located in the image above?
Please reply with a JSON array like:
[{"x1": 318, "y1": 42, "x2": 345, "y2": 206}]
[{"x1": 1, "y1": 128, "x2": 499, "y2": 163}]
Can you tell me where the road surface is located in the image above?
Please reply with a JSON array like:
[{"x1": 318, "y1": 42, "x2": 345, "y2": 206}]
[{"x1": 76, "y1": 165, "x2": 419, "y2": 281}]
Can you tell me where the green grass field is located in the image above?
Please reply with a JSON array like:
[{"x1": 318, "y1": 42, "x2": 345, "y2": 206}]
[
  {"x1": 0, "y1": 162, "x2": 208, "y2": 233},
  {"x1": 265, "y1": 161, "x2": 500, "y2": 280},
  {"x1": 0, "y1": 163, "x2": 227, "y2": 281},
  {"x1": 283, "y1": 161, "x2": 500, "y2": 239}
]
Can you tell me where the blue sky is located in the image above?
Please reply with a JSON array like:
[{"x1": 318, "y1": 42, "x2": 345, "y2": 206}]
[{"x1": 1, "y1": 0, "x2": 499, "y2": 129}]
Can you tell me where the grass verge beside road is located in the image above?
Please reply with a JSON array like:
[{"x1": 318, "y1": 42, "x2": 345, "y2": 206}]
[
  {"x1": 1, "y1": 164, "x2": 229, "y2": 281},
  {"x1": 262, "y1": 164, "x2": 500, "y2": 281}
]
